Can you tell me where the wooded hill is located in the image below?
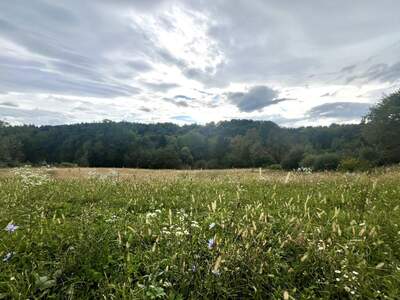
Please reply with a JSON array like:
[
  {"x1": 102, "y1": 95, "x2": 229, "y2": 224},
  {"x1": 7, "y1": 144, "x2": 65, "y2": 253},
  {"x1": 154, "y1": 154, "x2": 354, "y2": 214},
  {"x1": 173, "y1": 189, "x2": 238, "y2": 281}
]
[{"x1": 1, "y1": 91, "x2": 399, "y2": 170}]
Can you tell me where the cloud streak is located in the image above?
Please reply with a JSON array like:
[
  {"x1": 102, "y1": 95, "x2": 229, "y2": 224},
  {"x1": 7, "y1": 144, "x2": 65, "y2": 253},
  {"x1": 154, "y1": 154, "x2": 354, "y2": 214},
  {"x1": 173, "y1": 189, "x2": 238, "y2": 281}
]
[{"x1": 306, "y1": 102, "x2": 372, "y2": 121}]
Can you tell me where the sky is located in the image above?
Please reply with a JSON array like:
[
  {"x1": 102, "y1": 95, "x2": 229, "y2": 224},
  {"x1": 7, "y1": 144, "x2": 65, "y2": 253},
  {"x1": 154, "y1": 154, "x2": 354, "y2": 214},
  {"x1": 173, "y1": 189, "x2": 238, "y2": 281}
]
[{"x1": 0, "y1": 0, "x2": 399, "y2": 127}]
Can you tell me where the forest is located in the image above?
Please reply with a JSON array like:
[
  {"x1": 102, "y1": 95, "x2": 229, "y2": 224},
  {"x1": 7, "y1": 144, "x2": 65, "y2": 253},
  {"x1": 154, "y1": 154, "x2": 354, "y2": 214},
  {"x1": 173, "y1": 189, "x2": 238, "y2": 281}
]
[{"x1": 1, "y1": 91, "x2": 399, "y2": 171}]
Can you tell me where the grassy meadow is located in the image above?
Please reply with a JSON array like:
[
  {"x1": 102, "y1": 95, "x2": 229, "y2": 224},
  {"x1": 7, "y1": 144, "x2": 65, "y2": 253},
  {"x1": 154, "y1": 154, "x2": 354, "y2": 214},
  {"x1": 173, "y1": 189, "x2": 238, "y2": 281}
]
[{"x1": 1, "y1": 167, "x2": 400, "y2": 299}]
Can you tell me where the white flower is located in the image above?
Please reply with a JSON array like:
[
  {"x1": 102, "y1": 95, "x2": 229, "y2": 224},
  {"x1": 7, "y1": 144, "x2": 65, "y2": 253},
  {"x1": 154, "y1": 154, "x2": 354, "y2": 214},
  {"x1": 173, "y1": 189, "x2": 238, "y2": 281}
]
[
  {"x1": 146, "y1": 212, "x2": 157, "y2": 218},
  {"x1": 2, "y1": 252, "x2": 15, "y2": 262},
  {"x1": 5, "y1": 223, "x2": 19, "y2": 233}
]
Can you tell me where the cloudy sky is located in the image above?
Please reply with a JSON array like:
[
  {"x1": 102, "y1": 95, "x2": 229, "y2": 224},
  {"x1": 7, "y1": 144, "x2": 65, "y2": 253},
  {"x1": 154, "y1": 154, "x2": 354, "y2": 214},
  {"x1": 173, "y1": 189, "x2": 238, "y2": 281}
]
[{"x1": 1, "y1": 0, "x2": 399, "y2": 127}]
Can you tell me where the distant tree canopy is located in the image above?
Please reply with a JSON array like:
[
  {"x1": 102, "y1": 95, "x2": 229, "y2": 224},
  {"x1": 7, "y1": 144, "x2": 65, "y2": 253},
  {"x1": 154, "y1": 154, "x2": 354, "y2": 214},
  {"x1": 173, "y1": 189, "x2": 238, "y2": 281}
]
[{"x1": 0, "y1": 91, "x2": 399, "y2": 170}]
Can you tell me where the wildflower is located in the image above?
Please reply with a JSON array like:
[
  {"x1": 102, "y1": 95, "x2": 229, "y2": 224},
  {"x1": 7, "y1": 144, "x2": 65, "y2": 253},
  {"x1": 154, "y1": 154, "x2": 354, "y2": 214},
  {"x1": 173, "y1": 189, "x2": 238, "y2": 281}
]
[
  {"x1": 2, "y1": 252, "x2": 15, "y2": 262},
  {"x1": 146, "y1": 212, "x2": 157, "y2": 218},
  {"x1": 105, "y1": 215, "x2": 118, "y2": 223},
  {"x1": 191, "y1": 265, "x2": 197, "y2": 272},
  {"x1": 283, "y1": 291, "x2": 289, "y2": 300},
  {"x1": 4, "y1": 223, "x2": 19, "y2": 233},
  {"x1": 207, "y1": 238, "x2": 216, "y2": 249},
  {"x1": 209, "y1": 222, "x2": 216, "y2": 230},
  {"x1": 191, "y1": 221, "x2": 200, "y2": 228},
  {"x1": 211, "y1": 269, "x2": 220, "y2": 276}
]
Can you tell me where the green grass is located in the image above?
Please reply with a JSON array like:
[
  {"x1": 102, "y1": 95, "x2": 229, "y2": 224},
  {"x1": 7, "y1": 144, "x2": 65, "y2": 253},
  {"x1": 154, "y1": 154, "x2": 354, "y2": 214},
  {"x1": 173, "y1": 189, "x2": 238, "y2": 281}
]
[{"x1": 1, "y1": 168, "x2": 400, "y2": 299}]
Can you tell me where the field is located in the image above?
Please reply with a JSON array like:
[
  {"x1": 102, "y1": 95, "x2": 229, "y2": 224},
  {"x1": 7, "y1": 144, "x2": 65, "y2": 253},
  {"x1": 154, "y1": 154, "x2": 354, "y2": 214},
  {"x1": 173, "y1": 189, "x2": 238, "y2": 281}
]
[{"x1": 1, "y1": 167, "x2": 400, "y2": 299}]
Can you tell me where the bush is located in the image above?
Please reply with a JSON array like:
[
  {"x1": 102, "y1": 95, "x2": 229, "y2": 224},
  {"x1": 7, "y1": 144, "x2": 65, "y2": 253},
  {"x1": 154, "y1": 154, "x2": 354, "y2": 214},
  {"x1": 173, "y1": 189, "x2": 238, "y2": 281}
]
[
  {"x1": 205, "y1": 159, "x2": 219, "y2": 169},
  {"x1": 194, "y1": 160, "x2": 207, "y2": 169},
  {"x1": 267, "y1": 164, "x2": 282, "y2": 170},
  {"x1": 300, "y1": 155, "x2": 316, "y2": 168},
  {"x1": 359, "y1": 147, "x2": 381, "y2": 165},
  {"x1": 281, "y1": 148, "x2": 304, "y2": 170},
  {"x1": 338, "y1": 158, "x2": 373, "y2": 172},
  {"x1": 312, "y1": 153, "x2": 340, "y2": 171}
]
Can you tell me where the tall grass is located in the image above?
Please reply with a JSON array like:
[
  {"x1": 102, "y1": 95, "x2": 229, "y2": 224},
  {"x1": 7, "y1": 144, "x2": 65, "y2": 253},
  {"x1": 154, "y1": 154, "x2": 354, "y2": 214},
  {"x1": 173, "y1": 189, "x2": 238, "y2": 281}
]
[{"x1": 1, "y1": 168, "x2": 399, "y2": 299}]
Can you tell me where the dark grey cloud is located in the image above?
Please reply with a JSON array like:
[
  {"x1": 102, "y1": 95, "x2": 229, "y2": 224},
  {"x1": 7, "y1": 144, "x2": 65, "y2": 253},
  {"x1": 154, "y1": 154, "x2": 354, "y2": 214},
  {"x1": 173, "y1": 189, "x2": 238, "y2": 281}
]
[
  {"x1": 321, "y1": 91, "x2": 339, "y2": 97},
  {"x1": 0, "y1": 101, "x2": 18, "y2": 107},
  {"x1": 362, "y1": 61, "x2": 400, "y2": 83},
  {"x1": 226, "y1": 86, "x2": 290, "y2": 112},
  {"x1": 139, "y1": 106, "x2": 152, "y2": 113},
  {"x1": 343, "y1": 61, "x2": 400, "y2": 85},
  {"x1": 256, "y1": 101, "x2": 373, "y2": 127},
  {"x1": 340, "y1": 64, "x2": 357, "y2": 73},
  {"x1": 307, "y1": 102, "x2": 371, "y2": 121},
  {"x1": 336, "y1": 42, "x2": 400, "y2": 86},
  {"x1": 163, "y1": 97, "x2": 190, "y2": 107},
  {"x1": 174, "y1": 95, "x2": 194, "y2": 101}
]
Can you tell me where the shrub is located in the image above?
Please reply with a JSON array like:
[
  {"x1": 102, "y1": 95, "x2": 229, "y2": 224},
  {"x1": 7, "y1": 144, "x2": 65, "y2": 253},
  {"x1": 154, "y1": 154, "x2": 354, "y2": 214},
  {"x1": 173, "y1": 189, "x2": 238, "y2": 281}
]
[
  {"x1": 359, "y1": 147, "x2": 380, "y2": 165},
  {"x1": 338, "y1": 158, "x2": 373, "y2": 172},
  {"x1": 312, "y1": 153, "x2": 340, "y2": 171},
  {"x1": 281, "y1": 148, "x2": 304, "y2": 170},
  {"x1": 194, "y1": 160, "x2": 207, "y2": 169},
  {"x1": 267, "y1": 164, "x2": 282, "y2": 170},
  {"x1": 300, "y1": 155, "x2": 316, "y2": 168}
]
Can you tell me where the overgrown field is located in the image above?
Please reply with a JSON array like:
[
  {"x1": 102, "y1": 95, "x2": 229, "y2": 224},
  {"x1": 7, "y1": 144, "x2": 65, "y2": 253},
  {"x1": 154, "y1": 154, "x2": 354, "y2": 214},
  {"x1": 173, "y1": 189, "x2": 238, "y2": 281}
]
[{"x1": 1, "y1": 167, "x2": 400, "y2": 299}]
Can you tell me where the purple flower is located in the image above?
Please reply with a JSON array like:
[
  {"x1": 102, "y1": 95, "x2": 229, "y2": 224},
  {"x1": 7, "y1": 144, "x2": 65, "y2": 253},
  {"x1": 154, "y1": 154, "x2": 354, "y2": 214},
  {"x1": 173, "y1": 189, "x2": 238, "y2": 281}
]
[
  {"x1": 4, "y1": 223, "x2": 19, "y2": 233},
  {"x1": 207, "y1": 238, "x2": 216, "y2": 249}
]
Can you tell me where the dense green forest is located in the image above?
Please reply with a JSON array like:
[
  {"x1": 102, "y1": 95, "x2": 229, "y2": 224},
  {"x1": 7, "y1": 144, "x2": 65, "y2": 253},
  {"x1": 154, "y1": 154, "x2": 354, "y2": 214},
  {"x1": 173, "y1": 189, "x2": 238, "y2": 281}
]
[{"x1": 1, "y1": 91, "x2": 399, "y2": 170}]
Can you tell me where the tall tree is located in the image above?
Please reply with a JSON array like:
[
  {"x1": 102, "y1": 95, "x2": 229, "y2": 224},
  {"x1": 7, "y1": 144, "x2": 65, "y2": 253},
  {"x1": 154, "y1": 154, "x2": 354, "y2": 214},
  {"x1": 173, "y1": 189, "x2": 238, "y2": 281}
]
[{"x1": 362, "y1": 91, "x2": 400, "y2": 164}]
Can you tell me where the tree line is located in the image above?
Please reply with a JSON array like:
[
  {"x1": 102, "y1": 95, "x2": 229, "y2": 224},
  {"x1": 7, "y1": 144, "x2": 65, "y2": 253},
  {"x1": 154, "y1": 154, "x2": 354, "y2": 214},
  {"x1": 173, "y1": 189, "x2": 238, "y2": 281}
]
[{"x1": 1, "y1": 91, "x2": 399, "y2": 171}]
